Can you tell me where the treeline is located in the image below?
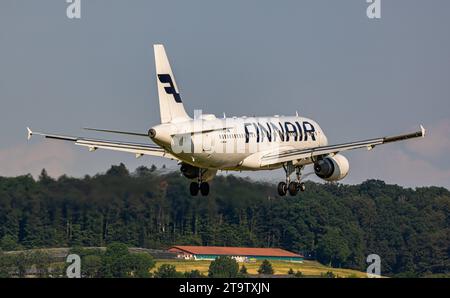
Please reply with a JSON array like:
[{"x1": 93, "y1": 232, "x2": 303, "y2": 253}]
[
  {"x1": 0, "y1": 243, "x2": 303, "y2": 278},
  {"x1": 0, "y1": 164, "x2": 449, "y2": 277},
  {"x1": 0, "y1": 243, "x2": 154, "y2": 278}
]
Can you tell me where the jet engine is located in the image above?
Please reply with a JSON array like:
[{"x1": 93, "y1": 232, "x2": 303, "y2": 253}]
[
  {"x1": 314, "y1": 154, "x2": 349, "y2": 181},
  {"x1": 180, "y1": 163, "x2": 217, "y2": 181},
  {"x1": 180, "y1": 163, "x2": 199, "y2": 179}
]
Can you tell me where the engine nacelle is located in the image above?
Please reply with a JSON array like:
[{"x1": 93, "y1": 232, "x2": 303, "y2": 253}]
[
  {"x1": 180, "y1": 163, "x2": 217, "y2": 181},
  {"x1": 180, "y1": 163, "x2": 199, "y2": 179},
  {"x1": 314, "y1": 154, "x2": 349, "y2": 181}
]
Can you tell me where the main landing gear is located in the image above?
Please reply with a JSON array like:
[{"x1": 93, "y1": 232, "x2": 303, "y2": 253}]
[
  {"x1": 190, "y1": 169, "x2": 210, "y2": 196},
  {"x1": 277, "y1": 163, "x2": 306, "y2": 196}
]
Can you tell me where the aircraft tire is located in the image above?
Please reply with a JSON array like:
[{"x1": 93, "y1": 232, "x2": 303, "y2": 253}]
[
  {"x1": 190, "y1": 182, "x2": 199, "y2": 196},
  {"x1": 200, "y1": 182, "x2": 209, "y2": 196},
  {"x1": 288, "y1": 181, "x2": 299, "y2": 196},
  {"x1": 277, "y1": 182, "x2": 287, "y2": 196}
]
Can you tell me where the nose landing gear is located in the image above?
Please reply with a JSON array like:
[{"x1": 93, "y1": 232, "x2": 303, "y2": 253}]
[{"x1": 277, "y1": 163, "x2": 306, "y2": 196}]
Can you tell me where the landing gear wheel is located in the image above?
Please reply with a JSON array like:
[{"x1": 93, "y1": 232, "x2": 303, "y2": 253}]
[
  {"x1": 277, "y1": 182, "x2": 287, "y2": 196},
  {"x1": 190, "y1": 182, "x2": 199, "y2": 196},
  {"x1": 299, "y1": 183, "x2": 306, "y2": 192},
  {"x1": 200, "y1": 182, "x2": 210, "y2": 196},
  {"x1": 288, "y1": 182, "x2": 299, "y2": 196}
]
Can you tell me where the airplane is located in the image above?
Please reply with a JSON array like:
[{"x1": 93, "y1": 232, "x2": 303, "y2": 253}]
[{"x1": 27, "y1": 44, "x2": 426, "y2": 196}]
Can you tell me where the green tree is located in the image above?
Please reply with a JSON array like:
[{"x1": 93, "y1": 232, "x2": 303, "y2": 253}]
[
  {"x1": 154, "y1": 264, "x2": 183, "y2": 278},
  {"x1": 317, "y1": 227, "x2": 351, "y2": 267},
  {"x1": 30, "y1": 251, "x2": 51, "y2": 278},
  {"x1": 240, "y1": 265, "x2": 248, "y2": 275},
  {"x1": 0, "y1": 235, "x2": 20, "y2": 251},
  {"x1": 106, "y1": 163, "x2": 130, "y2": 177},
  {"x1": 257, "y1": 259, "x2": 274, "y2": 275},
  {"x1": 208, "y1": 256, "x2": 239, "y2": 278},
  {"x1": 15, "y1": 252, "x2": 30, "y2": 278},
  {"x1": 82, "y1": 255, "x2": 102, "y2": 278},
  {"x1": 123, "y1": 253, "x2": 155, "y2": 277},
  {"x1": 105, "y1": 242, "x2": 129, "y2": 258},
  {"x1": 101, "y1": 242, "x2": 130, "y2": 277},
  {"x1": 184, "y1": 269, "x2": 204, "y2": 278},
  {"x1": 0, "y1": 253, "x2": 13, "y2": 277}
]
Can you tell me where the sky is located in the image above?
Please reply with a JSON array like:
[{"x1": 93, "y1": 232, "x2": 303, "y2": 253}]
[{"x1": 0, "y1": 0, "x2": 449, "y2": 189}]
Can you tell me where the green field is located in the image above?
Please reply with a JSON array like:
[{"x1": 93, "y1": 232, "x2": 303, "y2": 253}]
[{"x1": 154, "y1": 259, "x2": 369, "y2": 278}]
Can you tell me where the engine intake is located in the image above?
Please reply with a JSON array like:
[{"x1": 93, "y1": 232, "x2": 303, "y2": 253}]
[{"x1": 314, "y1": 154, "x2": 349, "y2": 181}]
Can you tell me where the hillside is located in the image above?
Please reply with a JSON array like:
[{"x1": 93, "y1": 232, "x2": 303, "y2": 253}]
[
  {"x1": 0, "y1": 246, "x2": 369, "y2": 278},
  {"x1": 0, "y1": 163, "x2": 449, "y2": 277}
]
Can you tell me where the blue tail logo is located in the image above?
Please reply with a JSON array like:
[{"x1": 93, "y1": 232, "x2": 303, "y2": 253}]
[{"x1": 158, "y1": 74, "x2": 182, "y2": 103}]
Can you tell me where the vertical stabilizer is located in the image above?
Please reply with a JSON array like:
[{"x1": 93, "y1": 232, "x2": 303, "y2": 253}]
[{"x1": 154, "y1": 44, "x2": 191, "y2": 123}]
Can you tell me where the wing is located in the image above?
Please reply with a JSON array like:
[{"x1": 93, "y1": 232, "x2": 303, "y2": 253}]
[
  {"x1": 26, "y1": 127, "x2": 178, "y2": 160},
  {"x1": 260, "y1": 125, "x2": 426, "y2": 166}
]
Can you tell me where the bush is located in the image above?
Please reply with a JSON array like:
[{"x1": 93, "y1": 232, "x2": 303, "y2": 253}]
[
  {"x1": 104, "y1": 242, "x2": 129, "y2": 258},
  {"x1": 184, "y1": 269, "x2": 204, "y2": 278},
  {"x1": 320, "y1": 271, "x2": 336, "y2": 278},
  {"x1": 78, "y1": 243, "x2": 154, "y2": 278},
  {"x1": 0, "y1": 235, "x2": 21, "y2": 251},
  {"x1": 154, "y1": 264, "x2": 183, "y2": 278},
  {"x1": 257, "y1": 260, "x2": 274, "y2": 275},
  {"x1": 82, "y1": 255, "x2": 102, "y2": 278}
]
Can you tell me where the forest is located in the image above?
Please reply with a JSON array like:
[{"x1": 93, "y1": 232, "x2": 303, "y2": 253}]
[{"x1": 0, "y1": 163, "x2": 448, "y2": 277}]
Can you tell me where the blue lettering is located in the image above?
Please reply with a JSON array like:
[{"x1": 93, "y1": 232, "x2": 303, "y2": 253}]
[
  {"x1": 258, "y1": 123, "x2": 272, "y2": 142},
  {"x1": 303, "y1": 121, "x2": 316, "y2": 141},
  {"x1": 253, "y1": 123, "x2": 260, "y2": 143},
  {"x1": 244, "y1": 123, "x2": 252, "y2": 143},
  {"x1": 295, "y1": 121, "x2": 303, "y2": 141},
  {"x1": 284, "y1": 122, "x2": 298, "y2": 142},
  {"x1": 270, "y1": 122, "x2": 285, "y2": 142}
]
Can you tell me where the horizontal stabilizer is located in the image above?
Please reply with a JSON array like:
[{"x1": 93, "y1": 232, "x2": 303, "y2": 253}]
[{"x1": 83, "y1": 127, "x2": 148, "y2": 137}]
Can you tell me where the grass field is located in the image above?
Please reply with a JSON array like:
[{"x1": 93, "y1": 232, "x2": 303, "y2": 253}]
[{"x1": 154, "y1": 259, "x2": 368, "y2": 278}]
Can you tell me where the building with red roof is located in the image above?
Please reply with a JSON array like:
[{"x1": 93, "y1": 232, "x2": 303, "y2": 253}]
[{"x1": 168, "y1": 245, "x2": 304, "y2": 262}]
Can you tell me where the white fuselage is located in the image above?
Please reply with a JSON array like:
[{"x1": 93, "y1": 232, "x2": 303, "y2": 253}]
[{"x1": 151, "y1": 115, "x2": 328, "y2": 171}]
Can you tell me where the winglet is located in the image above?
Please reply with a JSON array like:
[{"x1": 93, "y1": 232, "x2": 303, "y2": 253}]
[
  {"x1": 420, "y1": 125, "x2": 426, "y2": 138},
  {"x1": 26, "y1": 127, "x2": 33, "y2": 140}
]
